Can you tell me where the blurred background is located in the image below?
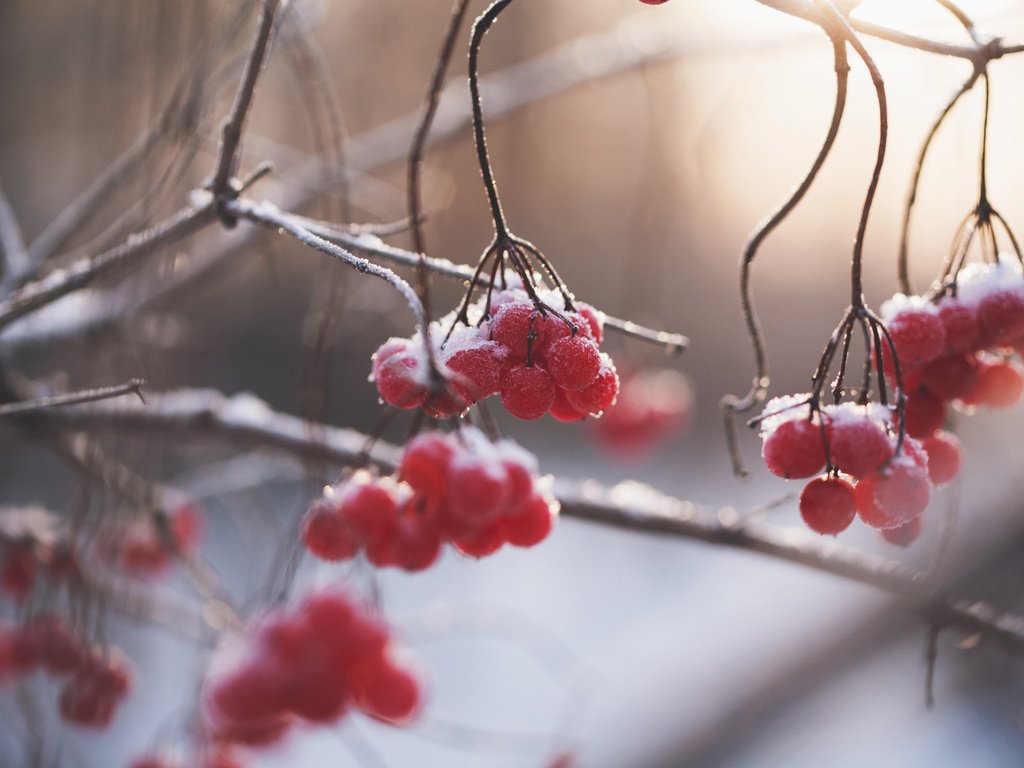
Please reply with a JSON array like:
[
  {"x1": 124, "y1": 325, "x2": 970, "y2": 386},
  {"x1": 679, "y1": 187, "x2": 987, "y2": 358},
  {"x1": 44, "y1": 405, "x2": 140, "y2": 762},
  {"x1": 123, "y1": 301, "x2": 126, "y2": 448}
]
[{"x1": 3, "y1": 0, "x2": 1024, "y2": 766}]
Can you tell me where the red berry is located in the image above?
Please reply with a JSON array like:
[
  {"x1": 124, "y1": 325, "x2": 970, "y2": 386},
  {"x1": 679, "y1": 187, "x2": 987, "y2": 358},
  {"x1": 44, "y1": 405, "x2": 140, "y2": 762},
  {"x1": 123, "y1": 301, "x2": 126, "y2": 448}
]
[
  {"x1": 338, "y1": 478, "x2": 400, "y2": 548},
  {"x1": 919, "y1": 353, "x2": 978, "y2": 401},
  {"x1": 576, "y1": 303, "x2": 604, "y2": 344},
  {"x1": 400, "y1": 433, "x2": 455, "y2": 500},
  {"x1": 825, "y1": 407, "x2": 892, "y2": 478},
  {"x1": 445, "y1": 344, "x2": 504, "y2": 402},
  {"x1": 302, "y1": 501, "x2": 359, "y2": 561},
  {"x1": 881, "y1": 515, "x2": 923, "y2": 547},
  {"x1": 937, "y1": 298, "x2": 979, "y2": 353},
  {"x1": 799, "y1": 476, "x2": 856, "y2": 535},
  {"x1": 447, "y1": 456, "x2": 509, "y2": 527},
  {"x1": 453, "y1": 519, "x2": 507, "y2": 558},
  {"x1": 372, "y1": 339, "x2": 427, "y2": 410},
  {"x1": 761, "y1": 418, "x2": 825, "y2": 479},
  {"x1": 355, "y1": 656, "x2": 422, "y2": 725},
  {"x1": 549, "y1": 387, "x2": 588, "y2": 422},
  {"x1": 491, "y1": 302, "x2": 540, "y2": 361},
  {"x1": 887, "y1": 309, "x2": 946, "y2": 366},
  {"x1": 921, "y1": 431, "x2": 961, "y2": 486},
  {"x1": 902, "y1": 388, "x2": 945, "y2": 438},
  {"x1": 505, "y1": 494, "x2": 556, "y2": 547},
  {"x1": 854, "y1": 460, "x2": 931, "y2": 529},
  {"x1": 501, "y1": 365, "x2": 556, "y2": 420},
  {"x1": 29, "y1": 614, "x2": 83, "y2": 676},
  {"x1": 977, "y1": 288, "x2": 1024, "y2": 345},
  {"x1": 545, "y1": 336, "x2": 602, "y2": 391},
  {"x1": 1, "y1": 546, "x2": 35, "y2": 599},
  {"x1": 388, "y1": 514, "x2": 443, "y2": 572},
  {"x1": 961, "y1": 357, "x2": 1024, "y2": 408},
  {"x1": 565, "y1": 362, "x2": 619, "y2": 415}
]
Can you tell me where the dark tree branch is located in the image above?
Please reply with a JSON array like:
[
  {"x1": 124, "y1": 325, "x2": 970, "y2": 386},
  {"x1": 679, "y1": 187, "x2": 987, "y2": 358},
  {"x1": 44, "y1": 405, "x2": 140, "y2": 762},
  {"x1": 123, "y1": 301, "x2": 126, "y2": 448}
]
[
  {"x1": 34, "y1": 388, "x2": 1024, "y2": 659},
  {"x1": 0, "y1": 379, "x2": 145, "y2": 418}
]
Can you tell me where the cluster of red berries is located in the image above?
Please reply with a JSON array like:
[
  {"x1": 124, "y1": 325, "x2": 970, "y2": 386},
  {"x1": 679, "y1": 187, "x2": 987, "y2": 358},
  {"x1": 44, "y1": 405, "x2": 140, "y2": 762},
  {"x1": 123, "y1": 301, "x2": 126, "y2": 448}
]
[
  {"x1": 592, "y1": 367, "x2": 693, "y2": 456},
  {"x1": 97, "y1": 503, "x2": 204, "y2": 579},
  {"x1": 1, "y1": 614, "x2": 133, "y2": 727},
  {"x1": 202, "y1": 590, "x2": 421, "y2": 746},
  {"x1": 759, "y1": 397, "x2": 937, "y2": 544},
  {"x1": 302, "y1": 428, "x2": 558, "y2": 568},
  {"x1": 371, "y1": 286, "x2": 619, "y2": 421},
  {"x1": 882, "y1": 263, "x2": 1024, "y2": 440}
]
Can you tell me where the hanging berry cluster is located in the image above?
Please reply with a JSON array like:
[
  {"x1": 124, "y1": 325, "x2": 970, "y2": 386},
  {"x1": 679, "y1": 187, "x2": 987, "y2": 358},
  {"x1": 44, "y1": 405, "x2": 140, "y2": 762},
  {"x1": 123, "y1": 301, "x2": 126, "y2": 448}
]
[
  {"x1": 96, "y1": 503, "x2": 204, "y2": 579},
  {"x1": 371, "y1": 284, "x2": 618, "y2": 421},
  {"x1": 302, "y1": 427, "x2": 558, "y2": 568},
  {"x1": 202, "y1": 590, "x2": 421, "y2": 747},
  {"x1": 758, "y1": 395, "x2": 935, "y2": 543},
  {"x1": 1, "y1": 614, "x2": 133, "y2": 728}
]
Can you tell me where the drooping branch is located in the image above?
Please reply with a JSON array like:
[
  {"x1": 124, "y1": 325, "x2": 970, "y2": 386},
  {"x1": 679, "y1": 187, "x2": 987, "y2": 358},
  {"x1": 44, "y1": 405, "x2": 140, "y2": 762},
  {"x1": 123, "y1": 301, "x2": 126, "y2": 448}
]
[
  {"x1": 0, "y1": 379, "x2": 145, "y2": 418},
  {"x1": 31, "y1": 388, "x2": 1024, "y2": 659},
  {"x1": 720, "y1": 37, "x2": 849, "y2": 477}
]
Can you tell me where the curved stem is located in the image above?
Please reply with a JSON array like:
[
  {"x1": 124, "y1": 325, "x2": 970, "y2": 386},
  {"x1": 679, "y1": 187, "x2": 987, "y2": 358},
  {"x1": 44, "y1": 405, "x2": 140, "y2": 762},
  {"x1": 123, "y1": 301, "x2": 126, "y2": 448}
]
[
  {"x1": 815, "y1": 1, "x2": 887, "y2": 309},
  {"x1": 898, "y1": 68, "x2": 980, "y2": 295},
  {"x1": 978, "y1": 71, "x2": 991, "y2": 208},
  {"x1": 720, "y1": 37, "x2": 848, "y2": 477},
  {"x1": 469, "y1": 0, "x2": 516, "y2": 239}
]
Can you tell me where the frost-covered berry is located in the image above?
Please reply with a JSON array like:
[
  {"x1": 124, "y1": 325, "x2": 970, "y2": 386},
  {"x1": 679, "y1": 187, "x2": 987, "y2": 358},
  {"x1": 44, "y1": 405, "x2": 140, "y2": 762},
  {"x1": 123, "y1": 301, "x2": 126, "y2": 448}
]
[
  {"x1": 491, "y1": 302, "x2": 540, "y2": 361},
  {"x1": 824, "y1": 404, "x2": 892, "y2": 478},
  {"x1": 799, "y1": 476, "x2": 856, "y2": 535},
  {"x1": 961, "y1": 357, "x2": 1024, "y2": 408},
  {"x1": 886, "y1": 308, "x2": 946, "y2": 366},
  {"x1": 976, "y1": 288, "x2": 1024, "y2": 345},
  {"x1": 881, "y1": 515, "x2": 922, "y2": 547},
  {"x1": 565, "y1": 358, "x2": 619, "y2": 415},
  {"x1": 936, "y1": 298, "x2": 979, "y2": 353},
  {"x1": 854, "y1": 456, "x2": 930, "y2": 529},
  {"x1": 501, "y1": 365, "x2": 556, "y2": 419},
  {"x1": 372, "y1": 339, "x2": 427, "y2": 410},
  {"x1": 545, "y1": 336, "x2": 601, "y2": 391},
  {"x1": 919, "y1": 353, "x2": 978, "y2": 401},
  {"x1": 302, "y1": 501, "x2": 359, "y2": 562},
  {"x1": 762, "y1": 418, "x2": 825, "y2": 479}
]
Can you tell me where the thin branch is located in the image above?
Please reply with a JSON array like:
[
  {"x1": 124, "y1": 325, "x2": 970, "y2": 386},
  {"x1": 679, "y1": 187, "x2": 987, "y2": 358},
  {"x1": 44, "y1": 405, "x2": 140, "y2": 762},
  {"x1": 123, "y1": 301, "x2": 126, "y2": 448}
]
[
  {"x1": 209, "y1": 0, "x2": 281, "y2": 200},
  {"x1": 226, "y1": 197, "x2": 431, "y2": 335},
  {"x1": 0, "y1": 181, "x2": 28, "y2": 292},
  {"x1": 290, "y1": 216, "x2": 688, "y2": 354},
  {"x1": 0, "y1": 379, "x2": 145, "y2": 418},
  {"x1": 35, "y1": 388, "x2": 1024, "y2": 658},
  {"x1": 898, "y1": 68, "x2": 980, "y2": 295},
  {"x1": 0, "y1": 200, "x2": 218, "y2": 333},
  {"x1": 720, "y1": 37, "x2": 849, "y2": 477}
]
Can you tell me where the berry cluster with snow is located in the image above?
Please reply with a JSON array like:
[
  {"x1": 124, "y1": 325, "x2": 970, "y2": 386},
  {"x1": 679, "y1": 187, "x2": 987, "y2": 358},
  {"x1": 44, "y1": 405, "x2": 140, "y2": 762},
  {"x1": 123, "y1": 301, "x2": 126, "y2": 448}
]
[
  {"x1": 759, "y1": 397, "x2": 935, "y2": 544},
  {"x1": 202, "y1": 590, "x2": 421, "y2": 747},
  {"x1": 371, "y1": 284, "x2": 619, "y2": 421},
  {"x1": 1, "y1": 614, "x2": 133, "y2": 728},
  {"x1": 302, "y1": 428, "x2": 558, "y2": 568}
]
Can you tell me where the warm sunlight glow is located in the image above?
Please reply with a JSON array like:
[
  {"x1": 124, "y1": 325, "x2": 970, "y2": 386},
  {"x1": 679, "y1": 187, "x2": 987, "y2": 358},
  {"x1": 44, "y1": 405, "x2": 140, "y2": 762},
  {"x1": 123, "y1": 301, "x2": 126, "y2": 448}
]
[{"x1": 852, "y1": 0, "x2": 1017, "y2": 29}]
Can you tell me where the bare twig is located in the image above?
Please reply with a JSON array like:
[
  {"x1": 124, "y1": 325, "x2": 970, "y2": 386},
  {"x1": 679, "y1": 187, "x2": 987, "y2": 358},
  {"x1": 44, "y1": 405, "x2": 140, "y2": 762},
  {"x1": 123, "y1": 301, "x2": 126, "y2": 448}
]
[
  {"x1": 209, "y1": 0, "x2": 281, "y2": 202},
  {"x1": 36, "y1": 388, "x2": 1024, "y2": 658},
  {"x1": 720, "y1": 37, "x2": 849, "y2": 477},
  {"x1": 0, "y1": 379, "x2": 145, "y2": 418},
  {"x1": 0, "y1": 200, "x2": 217, "y2": 333}
]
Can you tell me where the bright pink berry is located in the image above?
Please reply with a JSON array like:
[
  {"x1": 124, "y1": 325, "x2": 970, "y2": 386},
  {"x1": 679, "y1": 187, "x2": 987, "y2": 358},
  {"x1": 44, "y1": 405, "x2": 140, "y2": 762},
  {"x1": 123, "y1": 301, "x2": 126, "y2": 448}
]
[
  {"x1": 576, "y1": 303, "x2": 604, "y2": 344},
  {"x1": 545, "y1": 336, "x2": 601, "y2": 391},
  {"x1": 762, "y1": 418, "x2": 825, "y2": 479},
  {"x1": 799, "y1": 476, "x2": 856, "y2": 535},
  {"x1": 921, "y1": 431, "x2": 961, "y2": 486},
  {"x1": 501, "y1": 365, "x2": 556, "y2": 420},
  {"x1": 887, "y1": 309, "x2": 946, "y2": 366},
  {"x1": 826, "y1": 411, "x2": 892, "y2": 478}
]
